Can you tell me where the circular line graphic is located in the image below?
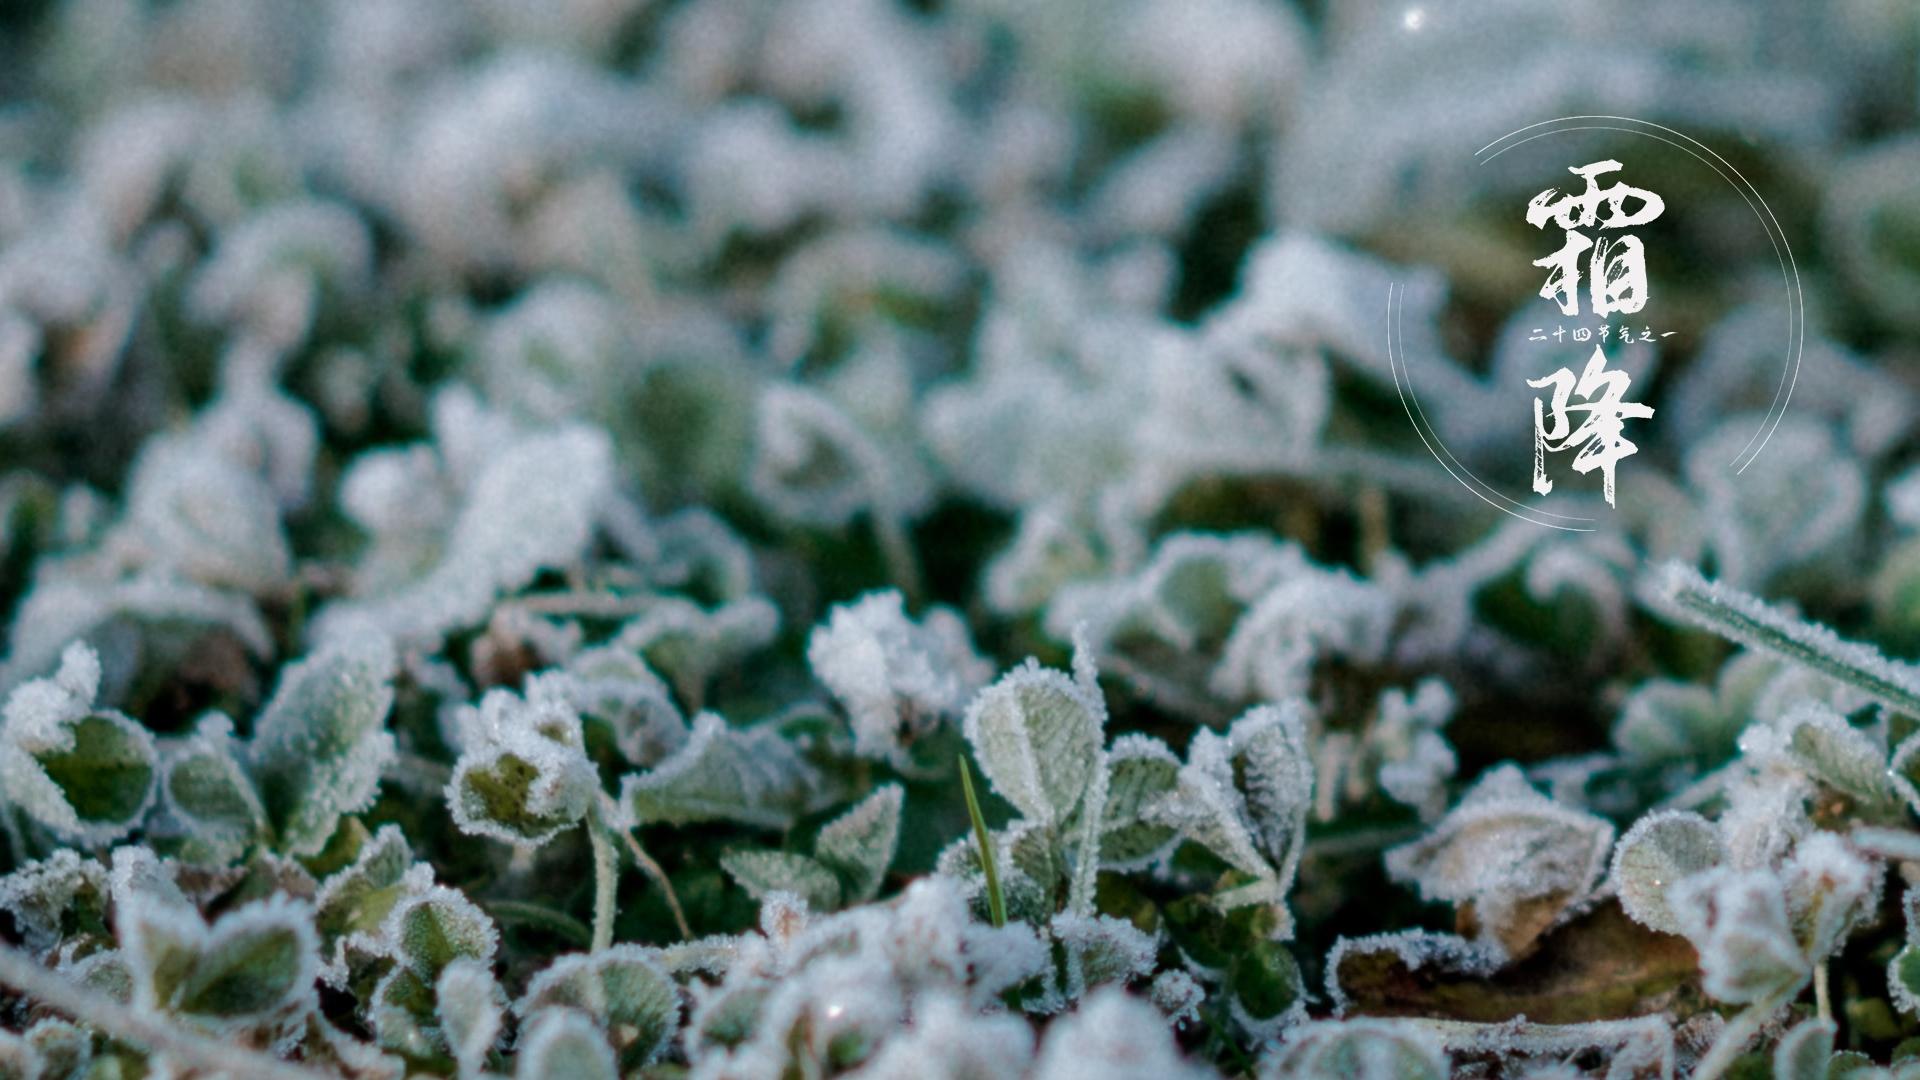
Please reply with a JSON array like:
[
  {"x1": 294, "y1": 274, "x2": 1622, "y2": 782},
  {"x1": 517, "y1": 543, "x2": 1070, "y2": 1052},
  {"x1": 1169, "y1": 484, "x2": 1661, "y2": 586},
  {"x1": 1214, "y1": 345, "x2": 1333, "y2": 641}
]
[{"x1": 1387, "y1": 115, "x2": 1805, "y2": 530}]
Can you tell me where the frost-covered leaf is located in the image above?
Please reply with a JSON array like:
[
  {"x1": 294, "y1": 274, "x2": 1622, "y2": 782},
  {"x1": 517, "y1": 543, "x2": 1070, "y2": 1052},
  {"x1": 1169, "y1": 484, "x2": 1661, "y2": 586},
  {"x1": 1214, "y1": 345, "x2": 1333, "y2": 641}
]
[
  {"x1": 0, "y1": 642, "x2": 157, "y2": 844},
  {"x1": 1261, "y1": 1017, "x2": 1450, "y2": 1080},
  {"x1": 0, "y1": 850, "x2": 108, "y2": 957},
  {"x1": 1146, "y1": 704, "x2": 1312, "y2": 923},
  {"x1": 159, "y1": 713, "x2": 266, "y2": 864},
  {"x1": 385, "y1": 885, "x2": 499, "y2": 982},
  {"x1": 436, "y1": 958, "x2": 505, "y2": 1078},
  {"x1": 962, "y1": 657, "x2": 1106, "y2": 827},
  {"x1": 813, "y1": 783, "x2": 903, "y2": 905},
  {"x1": 1775, "y1": 1016, "x2": 1837, "y2": 1080},
  {"x1": 122, "y1": 436, "x2": 292, "y2": 594},
  {"x1": 1782, "y1": 831, "x2": 1880, "y2": 962},
  {"x1": 314, "y1": 824, "x2": 423, "y2": 985},
  {"x1": 516, "y1": 945, "x2": 679, "y2": 1066},
  {"x1": 721, "y1": 851, "x2": 843, "y2": 911},
  {"x1": 613, "y1": 594, "x2": 780, "y2": 708},
  {"x1": 1099, "y1": 735, "x2": 1181, "y2": 868},
  {"x1": 1611, "y1": 810, "x2": 1724, "y2": 935},
  {"x1": 1031, "y1": 986, "x2": 1213, "y2": 1080},
  {"x1": 311, "y1": 409, "x2": 614, "y2": 650},
  {"x1": 559, "y1": 645, "x2": 686, "y2": 768},
  {"x1": 1669, "y1": 867, "x2": 1806, "y2": 1004},
  {"x1": 1772, "y1": 703, "x2": 1897, "y2": 812},
  {"x1": 246, "y1": 636, "x2": 397, "y2": 856},
  {"x1": 1385, "y1": 765, "x2": 1613, "y2": 958},
  {"x1": 516, "y1": 1008, "x2": 617, "y2": 1080},
  {"x1": 447, "y1": 680, "x2": 596, "y2": 846},
  {"x1": 120, "y1": 893, "x2": 319, "y2": 1027},
  {"x1": 807, "y1": 591, "x2": 991, "y2": 767},
  {"x1": 1049, "y1": 912, "x2": 1157, "y2": 998},
  {"x1": 622, "y1": 711, "x2": 824, "y2": 830},
  {"x1": 1644, "y1": 561, "x2": 1920, "y2": 719}
]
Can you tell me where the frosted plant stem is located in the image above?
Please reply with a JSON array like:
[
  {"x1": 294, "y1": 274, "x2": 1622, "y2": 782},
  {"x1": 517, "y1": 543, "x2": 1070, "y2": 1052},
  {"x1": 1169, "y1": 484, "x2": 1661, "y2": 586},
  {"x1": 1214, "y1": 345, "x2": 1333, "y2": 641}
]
[
  {"x1": 0, "y1": 942, "x2": 321, "y2": 1080},
  {"x1": 1816, "y1": 962, "x2": 1831, "y2": 1023},
  {"x1": 588, "y1": 816, "x2": 618, "y2": 953},
  {"x1": 604, "y1": 794, "x2": 691, "y2": 940},
  {"x1": 1650, "y1": 562, "x2": 1920, "y2": 718},
  {"x1": 1694, "y1": 993, "x2": 1789, "y2": 1080}
]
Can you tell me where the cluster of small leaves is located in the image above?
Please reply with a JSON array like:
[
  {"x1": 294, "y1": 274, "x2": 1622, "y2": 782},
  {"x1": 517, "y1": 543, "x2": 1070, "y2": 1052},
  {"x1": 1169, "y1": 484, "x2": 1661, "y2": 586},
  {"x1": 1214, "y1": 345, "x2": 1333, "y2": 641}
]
[{"x1": 0, "y1": 0, "x2": 1918, "y2": 1077}]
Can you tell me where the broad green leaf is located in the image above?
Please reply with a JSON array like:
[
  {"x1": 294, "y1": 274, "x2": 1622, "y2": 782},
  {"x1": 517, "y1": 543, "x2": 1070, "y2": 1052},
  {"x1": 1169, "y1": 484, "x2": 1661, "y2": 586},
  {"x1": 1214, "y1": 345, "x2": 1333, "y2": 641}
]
[
  {"x1": 120, "y1": 894, "x2": 319, "y2": 1027},
  {"x1": 247, "y1": 637, "x2": 397, "y2": 856},
  {"x1": 721, "y1": 850, "x2": 842, "y2": 911},
  {"x1": 517, "y1": 946, "x2": 679, "y2": 1066},
  {"x1": 0, "y1": 643, "x2": 157, "y2": 844},
  {"x1": 1610, "y1": 810, "x2": 1724, "y2": 935},
  {"x1": 962, "y1": 663, "x2": 1104, "y2": 826},
  {"x1": 1099, "y1": 735, "x2": 1180, "y2": 868},
  {"x1": 160, "y1": 713, "x2": 266, "y2": 864},
  {"x1": 386, "y1": 886, "x2": 499, "y2": 981},
  {"x1": 813, "y1": 783, "x2": 903, "y2": 905},
  {"x1": 622, "y1": 712, "x2": 823, "y2": 830},
  {"x1": 516, "y1": 1008, "x2": 617, "y2": 1080}
]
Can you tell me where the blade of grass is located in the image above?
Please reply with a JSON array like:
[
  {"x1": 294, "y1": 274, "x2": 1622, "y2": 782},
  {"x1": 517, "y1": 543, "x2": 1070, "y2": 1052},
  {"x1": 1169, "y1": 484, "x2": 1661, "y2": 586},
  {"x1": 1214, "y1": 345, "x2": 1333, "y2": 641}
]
[
  {"x1": 1646, "y1": 561, "x2": 1920, "y2": 718},
  {"x1": 958, "y1": 755, "x2": 1006, "y2": 928}
]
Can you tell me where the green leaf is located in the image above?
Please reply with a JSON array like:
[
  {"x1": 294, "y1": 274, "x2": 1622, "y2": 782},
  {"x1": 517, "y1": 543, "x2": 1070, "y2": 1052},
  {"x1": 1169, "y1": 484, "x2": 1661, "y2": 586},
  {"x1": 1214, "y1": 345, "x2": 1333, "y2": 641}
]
[
  {"x1": 120, "y1": 894, "x2": 319, "y2": 1027},
  {"x1": 962, "y1": 661, "x2": 1105, "y2": 826},
  {"x1": 517, "y1": 946, "x2": 679, "y2": 1067},
  {"x1": 621, "y1": 712, "x2": 824, "y2": 830},
  {"x1": 1610, "y1": 810, "x2": 1724, "y2": 935},
  {"x1": 516, "y1": 1008, "x2": 617, "y2": 1080},
  {"x1": 1099, "y1": 735, "x2": 1180, "y2": 868},
  {"x1": 246, "y1": 637, "x2": 397, "y2": 856},
  {"x1": 720, "y1": 850, "x2": 842, "y2": 911},
  {"x1": 386, "y1": 886, "x2": 499, "y2": 982},
  {"x1": 0, "y1": 643, "x2": 157, "y2": 844},
  {"x1": 314, "y1": 824, "x2": 422, "y2": 984},
  {"x1": 813, "y1": 783, "x2": 903, "y2": 905},
  {"x1": 1261, "y1": 1018, "x2": 1449, "y2": 1079},
  {"x1": 160, "y1": 714, "x2": 267, "y2": 864},
  {"x1": 1774, "y1": 1017, "x2": 1836, "y2": 1080}
]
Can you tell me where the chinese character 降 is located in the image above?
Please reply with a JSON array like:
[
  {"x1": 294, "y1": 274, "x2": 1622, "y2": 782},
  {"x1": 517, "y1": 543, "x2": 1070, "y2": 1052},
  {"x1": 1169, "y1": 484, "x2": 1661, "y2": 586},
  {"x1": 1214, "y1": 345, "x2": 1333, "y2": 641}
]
[
  {"x1": 1527, "y1": 160, "x2": 1665, "y2": 318},
  {"x1": 1526, "y1": 344, "x2": 1655, "y2": 507}
]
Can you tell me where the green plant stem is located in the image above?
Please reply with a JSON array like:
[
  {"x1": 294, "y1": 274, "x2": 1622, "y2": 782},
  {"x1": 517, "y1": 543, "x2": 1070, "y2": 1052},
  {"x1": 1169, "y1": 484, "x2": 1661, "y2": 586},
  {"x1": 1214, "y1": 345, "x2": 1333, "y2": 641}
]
[
  {"x1": 588, "y1": 817, "x2": 618, "y2": 953},
  {"x1": 619, "y1": 827, "x2": 693, "y2": 941},
  {"x1": 0, "y1": 942, "x2": 321, "y2": 1080},
  {"x1": 958, "y1": 755, "x2": 1005, "y2": 928},
  {"x1": 1815, "y1": 962, "x2": 1831, "y2": 1023}
]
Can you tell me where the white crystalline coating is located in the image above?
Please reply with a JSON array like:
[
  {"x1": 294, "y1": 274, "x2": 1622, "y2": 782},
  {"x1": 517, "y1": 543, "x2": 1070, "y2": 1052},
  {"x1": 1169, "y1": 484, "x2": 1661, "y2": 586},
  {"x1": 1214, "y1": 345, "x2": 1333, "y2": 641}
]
[
  {"x1": 1031, "y1": 986, "x2": 1214, "y2": 1080},
  {"x1": 1261, "y1": 1016, "x2": 1450, "y2": 1080},
  {"x1": 808, "y1": 591, "x2": 992, "y2": 767},
  {"x1": 722, "y1": 851, "x2": 842, "y2": 911},
  {"x1": 852, "y1": 990, "x2": 1036, "y2": 1080},
  {"x1": 0, "y1": 850, "x2": 107, "y2": 957},
  {"x1": 515, "y1": 1007, "x2": 617, "y2": 1080},
  {"x1": 311, "y1": 417, "x2": 613, "y2": 651},
  {"x1": 558, "y1": 647, "x2": 687, "y2": 768},
  {"x1": 108, "y1": 845, "x2": 191, "y2": 915},
  {"x1": 1610, "y1": 810, "x2": 1724, "y2": 936},
  {"x1": 1643, "y1": 560, "x2": 1920, "y2": 720},
  {"x1": 514, "y1": 944, "x2": 680, "y2": 1063},
  {"x1": 446, "y1": 679, "x2": 597, "y2": 847},
  {"x1": 960, "y1": 920, "x2": 1052, "y2": 1010},
  {"x1": 1715, "y1": 766, "x2": 1815, "y2": 873},
  {"x1": 0, "y1": 641, "x2": 158, "y2": 845},
  {"x1": 622, "y1": 711, "x2": 824, "y2": 829},
  {"x1": 1668, "y1": 867, "x2": 1806, "y2": 1004},
  {"x1": 961, "y1": 656, "x2": 1106, "y2": 828},
  {"x1": 1383, "y1": 765, "x2": 1614, "y2": 956}
]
